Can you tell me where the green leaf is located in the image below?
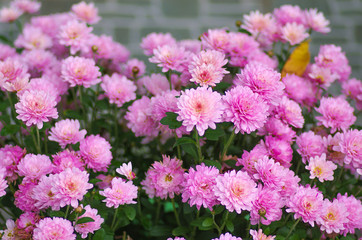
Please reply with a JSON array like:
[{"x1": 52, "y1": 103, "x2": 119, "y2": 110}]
[
  {"x1": 203, "y1": 160, "x2": 222, "y2": 170},
  {"x1": 181, "y1": 143, "x2": 198, "y2": 159},
  {"x1": 93, "y1": 228, "x2": 106, "y2": 240},
  {"x1": 123, "y1": 205, "x2": 136, "y2": 221},
  {"x1": 63, "y1": 110, "x2": 82, "y2": 120},
  {"x1": 226, "y1": 220, "x2": 234, "y2": 232},
  {"x1": 49, "y1": 211, "x2": 65, "y2": 218},
  {"x1": 213, "y1": 82, "x2": 231, "y2": 91},
  {"x1": 0, "y1": 102, "x2": 8, "y2": 112},
  {"x1": 0, "y1": 115, "x2": 11, "y2": 124},
  {"x1": 173, "y1": 137, "x2": 196, "y2": 147},
  {"x1": 1, "y1": 124, "x2": 20, "y2": 136},
  {"x1": 213, "y1": 205, "x2": 224, "y2": 215},
  {"x1": 89, "y1": 178, "x2": 102, "y2": 184},
  {"x1": 160, "y1": 112, "x2": 182, "y2": 129},
  {"x1": 172, "y1": 226, "x2": 190, "y2": 236},
  {"x1": 76, "y1": 217, "x2": 95, "y2": 224},
  {"x1": 238, "y1": 28, "x2": 252, "y2": 36},
  {"x1": 202, "y1": 217, "x2": 213, "y2": 227},
  {"x1": 204, "y1": 126, "x2": 225, "y2": 141},
  {"x1": 149, "y1": 225, "x2": 173, "y2": 237}
]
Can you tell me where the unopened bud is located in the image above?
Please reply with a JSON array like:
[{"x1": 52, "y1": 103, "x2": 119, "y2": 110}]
[{"x1": 235, "y1": 20, "x2": 242, "y2": 28}]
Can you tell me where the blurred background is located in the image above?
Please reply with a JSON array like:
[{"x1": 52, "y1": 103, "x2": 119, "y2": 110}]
[{"x1": 1, "y1": 0, "x2": 362, "y2": 79}]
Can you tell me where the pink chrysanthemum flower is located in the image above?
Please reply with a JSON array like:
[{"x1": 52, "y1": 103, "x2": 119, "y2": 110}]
[
  {"x1": 286, "y1": 185, "x2": 324, "y2": 227},
  {"x1": 79, "y1": 135, "x2": 112, "y2": 172},
  {"x1": 237, "y1": 144, "x2": 268, "y2": 176},
  {"x1": 306, "y1": 153, "x2": 337, "y2": 182},
  {"x1": 14, "y1": 180, "x2": 38, "y2": 212},
  {"x1": 116, "y1": 162, "x2": 136, "y2": 181},
  {"x1": 15, "y1": 89, "x2": 58, "y2": 129},
  {"x1": 124, "y1": 58, "x2": 146, "y2": 79},
  {"x1": 140, "y1": 73, "x2": 170, "y2": 95},
  {"x1": 250, "y1": 186, "x2": 283, "y2": 225},
  {"x1": 177, "y1": 87, "x2": 224, "y2": 136},
  {"x1": 0, "y1": 145, "x2": 26, "y2": 181},
  {"x1": 274, "y1": 96, "x2": 304, "y2": 128},
  {"x1": 61, "y1": 56, "x2": 101, "y2": 88},
  {"x1": 0, "y1": 43, "x2": 16, "y2": 61},
  {"x1": 101, "y1": 74, "x2": 137, "y2": 107},
  {"x1": 211, "y1": 232, "x2": 242, "y2": 240},
  {"x1": 281, "y1": 22, "x2": 309, "y2": 46},
  {"x1": 318, "y1": 199, "x2": 349, "y2": 234},
  {"x1": 15, "y1": 26, "x2": 52, "y2": 50},
  {"x1": 1, "y1": 219, "x2": 16, "y2": 240},
  {"x1": 253, "y1": 156, "x2": 285, "y2": 189},
  {"x1": 149, "y1": 44, "x2": 187, "y2": 72},
  {"x1": 71, "y1": 1, "x2": 101, "y2": 24},
  {"x1": 17, "y1": 154, "x2": 53, "y2": 181},
  {"x1": 305, "y1": 8, "x2": 330, "y2": 33},
  {"x1": 49, "y1": 119, "x2": 87, "y2": 148},
  {"x1": 52, "y1": 150, "x2": 85, "y2": 173},
  {"x1": 278, "y1": 168, "x2": 301, "y2": 205},
  {"x1": 324, "y1": 133, "x2": 345, "y2": 166},
  {"x1": 58, "y1": 20, "x2": 93, "y2": 55},
  {"x1": 200, "y1": 29, "x2": 230, "y2": 52},
  {"x1": 236, "y1": 62, "x2": 284, "y2": 106},
  {"x1": 214, "y1": 170, "x2": 257, "y2": 213},
  {"x1": 273, "y1": 5, "x2": 306, "y2": 25},
  {"x1": 100, "y1": 177, "x2": 138, "y2": 208},
  {"x1": 12, "y1": 0, "x2": 41, "y2": 14},
  {"x1": 33, "y1": 217, "x2": 76, "y2": 240},
  {"x1": 242, "y1": 11, "x2": 277, "y2": 38},
  {"x1": 0, "y1": 7, "x2": 22, "y2": 23},
  {"x1": 32, "y1": 174, "x2": 61, "y2": 210},
  {"x1": 337, "y1": 193, "x2": 362, "y2": 235},
  {"x1": 223, "y1": 85, "x2": 269, "y2": 134},
  {"x1": 179, "y1": 39, "x2": 201, "y2": 53},
  {"x1": 307, "y1": 64, "x2": 338, "y2": 89},
  {"x1": 334, "y1": 129, "x2": 362, "y2": 169},
  {"x1": 258, "y1": 117, "x2": 296, "y2": 143},
  {"x1": 141, "y1": 155, "x2": 184, "y2": 199},
  {"x1": 74, "y1": 205, "x2": 104, "y2": 238},
  {"x1": 226, "y1": 32, "x2": 260, "y2": 67},
  {"x1": 296, "y1": 131, "x2": 326, "y2": 163},
  {"x1": 16, "y1": 211, "x2": 40, "y2": 235},
  {"x1": 182, "y1": 163, "x2": 220, "y2": 210},
  {"x1": 140, "y1": 32, "x2": 176, "y2": 56},
  {"x1": 250, "y1": 229, "x2": 275, "y2": 240},
  {"x1": 52, "y1": 167, "x2": 93, "y2": 208},
  {"x1": 21, "y1": 50, "x2": 58, "y2": 78},
  {"x1": 264, "y1": 136, "x2": 293, "y2": 168},
  {"x1": 342, "y1": 78, "x2": 362, "y2": 110},
  {"x1": 315, "y1": 96, "x2": 356, "y2": 133},
  {"x1": 0, "y1": 168, "x2": 8, "y2": 197},
  {"x1": 282, "y1": 74, "x2": 318, "y2": 107},
  {"x1": 0, "y1": 58, "x2": 30, "y2": 92}
]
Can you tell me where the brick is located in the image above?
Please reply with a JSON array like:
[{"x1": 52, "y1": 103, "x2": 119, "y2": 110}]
[
  {"x1": 161, "y1": 0, "x2": 199, "y2": 18},
  {"x1": 140, "y1": 27, "x2": 191, "y2": 40},
  {"x1": 354, "y1": 25, "x2": 362, "y2": 43}
]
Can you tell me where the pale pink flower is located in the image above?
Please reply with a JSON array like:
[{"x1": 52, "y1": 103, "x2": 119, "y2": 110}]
[
  {"x1": 0, "y1": 7, "x2": 22, "y2": 23},
  {"x1": 79, "y1": 135, "x2": 112, "y2": 172},
  {"x1": 242, "y1": 11, "x2": 277, "y2": 38},
  {"x1": 296, "y1": 131, "x2": 326, "y2": 163},
  {"x1": 226, "y1": 32, "x2": 260, "y2": 67},
  {"x1": 0, "y1": 58, "x2": 30, "y2": 92},
  {"x1": 2, "y1": 219, "x2": 16, "y2": 240},
  {"x1": 307, "y1": 64, "x2": 338, "y2": 88},
  {"x1": 212, "y1": 232, "x2": 242, "y2": 240},
  {"x1": 100, "y1": 177, "x2": 138, "y2": 208},
  {"x1": 286, "y1": 185, "x2": 324, "y2": 227},
  {"x1": 52, "y1": 150, "x2": 85, "y2": 173},
  {"x1": 253, "y1": 156, "x2": 285, "y2": 189},
  {"x1": 140, "y1": 73, "x2": 170, "y2": 95},
  {"x1": 282, "y1": 74, "x2": 318, "y2": 107},
  {"x1": 249, "y1": 50, "x2": 278, "y2": 69},
  {"x1": 306, "y1": 153, "x2": 337, "y2": 182},
  {"x1": 337, "y1": 193, "x2": 362, "y2": 235},
  {"x1": 278, "y1": 168, "x2": 301, "y2": 205},
  {"x1": 61, "y1": 56, "x2": 101, "y2": 88},
  {"x1": 12, "y1": 0, "x2": 41, "y2": 14},
  {"x1": 141, "y1": 155, "x2": 185, "y2": 199},
  {"x1": 182, "y1": 163, "x2": 220, "y2": 210},
  {"x1": 0, "y1": 43, "x2": 16, "y2": 61},
  {"x1": 315, "y1": 96, "x2": 356, "y2": 133},
  {"x1": 223, "y1": 85, "x2": 269, "y2": 134},
  {"x1": 264, "y1": 136, "x2": 293, "y2": 168},
  {"x1": 124, "y1": 58, "x2": 146, "y2": 79},
  {"x1": 236, "y1": 62, "x2": 284, "y2": 106},
  {"x1": 71, "y1": 1, "x2": 101, "y2": 24},
  {"x1": 85, "y1": 35, "x2": 116, "y2": 60},
  {"x1": 15, "y1": 89, "x2": 58, "y2": 129},
  {"x1": 116, "y1": 162, "x2": 136, "y2": 181},
  {"x1": 274, "y1": 96, "x2": 304, "y2": 128},
  {"x1": 189, "y1": 49, "x2": 228, "y2": 71},
  {"x1": 342, "y1": 78, "x2": 362, "y2": 110},
  {"x1": 21, "y1": 50, "x2": 58, "y2": 78},
  {"x1": 237, "y1": 144, "x2": 268, "y2": 176},
  {"x1": 49, "y1": 119, "x2": 87, "y2": 148},
  {"x1": 17, "y1": 154, "x2": 53, "y2": 180},
  {"x1": 0, "y1": 145, "x2": 26, "y2": 181},
  {"x1": 141, "y1": 32, "x2": 176, "y2": 56},
  {"x1": 189, "y1": 64, "x2": 226, "y2": 87},
  {"x1": 101, "y1": 74, "x2": 137, "y2": 107},
  {"x1": 20, "y1": 77, "x2": 60, "y2": 103},
  {"x1": 32, "y1": 174, "x2": 61, "y2": 210},
  {"x1": 214, "y1": 170, "x2": 257, "y2": 213},
  {"x1": 177, "y1": 87, "x2": 224, "y2": 136},
  {"x1": 74, "y1": 205, "x2": 104, "y2": 238},
  {"x1": 324, "y1": 133, "x2": 345, "y2": 165},
  {"x1": 52, "y1": 167, "x2": 93, "y2": 208},
  {"x1": 281, "y1": 22, "x2": 309, "y2": 46},
  {"x1": 0, "y1": 168, "x2": 8, "y2": 197},
  {"x1": 95, "y1": 174, "x2": 113, "y2": 190},
  {"x1": 149, "y1": 44, "x2": 187, "y2": 72},
  {"x1": 250, "y1": 229, "x2": 275, "y2": 240},
  {"x1": 178, "y1": 39, "x2": 201, "y2": 53},
  {"x1": 257, "y1": 117, "x2": 296, "y2": 143},
  {"x1": 200, "y1": 29, "x2": 230, "y2": 52},
  {"x1": 318, "y1": 199, "x2": 349, "y2": 234},
  {"x1": 33, "y1": 217, "x2": 76, "y2": 240},
  {"x1": 167, "y1": 238, "x2": 186, "y2": 240},
  {"x1": 15, "y1": 26, "x2": 52, "y2": 50},
  {"x1": 334, "y1": 129, "x2": 362, "y2": 169},
  {"x1": 305, "y1": 8, "x2": 330, "y2": 33},
  {"x1": 58, "y1": 20, "x2": 92, "y2": 55},
  {"x1": 273, "y1": 5, "x2": 306, "y2": 25}
]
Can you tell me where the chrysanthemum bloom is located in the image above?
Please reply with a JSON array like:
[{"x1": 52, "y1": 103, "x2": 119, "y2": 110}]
[
  {"x1": 16, "y1": 212, "x2": 40, "y2": 236},
  {"x1": 101, "y1": 74, "x2": 137, "y2": 107},
  {"x1": 305, "y1": 8, "x2": 330, "y2": 33},
  {"x1": 236, "y1": 144, "x2": 268, "y2": 176},
  {"x1": 33, "y1": 217, "x2": 76, "y2": 240},
  {"x1": 149, "y1": 44, "x2": 187, "y2": 72},
  {"x1": 337, "y1": 193, "x2": 362, "y2": 235},
  {"x1": 141, "y1": 155, "x2": 184, "y2": 199},
  {"x1": 273, "y1": 5, "x2": 306, "y2": 25},
  {"x1": 178, "y1": 39, "x2": 201, "y2": 53},
  {"x1": 200, "y1": 29, "x2": 230, "y2": 52},
  {"x1": 140, "y1": 73, "x2": 170, "y2": 95},
  {"x1": 282, "y1": 74, "x2": 318, "y2": 107},
  {"x1": 0, "y1": 145, "x2": 26, "y2": 181},
  {"x1": 314, "y1": 44, "x2": 351, "y2": 82},
  {"x1": 236, "y1": 62, "x2": 284, "y2": 106},
  {"x1": 0, "y1": 58, "x2": 30, "y2": 92},
  {"x1": 242, "y1": 11, "x2": 277, "y2": 38},
  {"x1": 61, "y1": 56, "x2": 101, "y2": 88},
  {"x1": 250, "y1": 186, "x2": 283, "y2": 225},
  {"x1": 15, "y1": 26, "x2": 52, "y2": 50},
  {"x1": 306, "y1": 153, "x2": 337, "y2": 182},
  {"x1": 334, "y1": 129, "x2": 361, "y2": 169},
  {"x1": 95, "y1": 174, "x2": 113, "y2": 190},
  {"x1": 222, "y1": 86, "x2": 269, "y2": 134},
  {"x1": 71, "y1": 1, "x2": 100, "y2": 24},
  {"x1": 58, "y1": 20, "x2": 93, "y2": 55},
  {"x1": 264, "y1": 136, "x2": 293, "y2": 168},
  {"x1": 79, "y1": 135, "x2": 112, "y2": 172},
  {"x1": 211, "y1": 232, "x2": 242, "y2": 240},
  {"x1": 214, "y1": 170, "x2": 257, "y2": 213},
  {"x1": 124, "y1": 58, "x2": 146, "y2": 79},
  {"x1": 323, "y1": 133, "x2": 345, "y2": 166},
  {"x1": 52, "y1": 150, "x2": 85, "y2": 173},
  {"x1": 140, "y1": 32, "x2": 176, "y2": 56},
  {"x1": 125, "y1": 96, "x2": 159, "y2": 140},
  {"x1": 317, "y1": 199, "x2": 349, "y2": 234},
  {"x1": 0, "y1": 7, "x2": 22, "y2": 23},
  {"x1": 100, "y1": 177, "x2": 138, "y2": 208},
  {"x1": 74, "y1": 205, "x2": 104, "y2": 238},
  {"x1": 85, "y1": 34, "x2": 115, "y2": 60},
  {"x1": 177, "y1": 87, "x2": 224, "y2": 136},
  {"x1": 342, "y1": 78, "x2": 362, "y2": 110},
  {"x1": 0, "y1": 43, "x2": 16, "y2": 61},
  {"x1": 226, "y1": 32, "x2": 260, "y2": 67},
  {"x1": 0, "y1": 168, "x2": 8, "y2": 197},
  {"x1": 17, "y1": 154, "x2": 53, "y2": 181},
  {"x1": 52, "y1": 167, "x2": 93, "y2": 208},
  {"x1": 12, "y1": 0, "x2": 41, "y2": 13},
  {"x1": 258, "y1": 117, "x2": 296, "y2": 143},
  {"x1": 32, "y1": 174, "x2": 61, "y2": 210},
  {"x1": 253, "y1": 156, "x2": 285, "y2": 189},
  {"x1": 278, "y1": 168, "x2": 301, "y2": 205},
  {"x1": 21, "y1": 50, "x2": 59, "y2": 78},
  {"x1": 49, "y1": 119, "x2": 87, "y2": 148},
  {"x1": 15, "y1": 89, "x2": 58, "y2": 129},
  {"x1": 250, "y1": 229, "x2": 275, "y2": 240},
  {"x1": 286, "y1": 185, "x2": 324, "y2": 227},
  {"x1": 281, "y1": 22, "x2": 309, "y2": 46},
  {"x1": 182, "y1": 163, "x2": 220, "y2": 210},
  {"x1": 296, "y1": 131, "x2": 326, "y2": 163},
  {"x1": 315, "y1": 96, "x2": 356, "y2": 133},
  {"x1": 14, "y1": 180, "x2": 38, "y2": 212},
  {"x1": 116, "y1": 162, "x2": 136, "y2": 181},
  {"x1": 2, "y1": 219, "x2": 16, "y2": 240},
  {"x1": 274, "y1": 96, "x2": 304, "y2": 128},
  {"x1": 307, "y1": 64, "x2": 338, "y2": 89}
]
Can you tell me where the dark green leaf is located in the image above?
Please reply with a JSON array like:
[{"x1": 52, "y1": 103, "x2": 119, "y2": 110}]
[
  {"x1": 63, "y1": 110, "x2": 82, "y2": 120},
  {"x1": 202, "y1": 217, "x2": 213, "y2": 227},
  {"x1": 238, "y1": 28, "x2": 252, "y2": 36},
  {"x1": 181, "y1": 143, "x2": 198, "y2": 159},
  {"x1": 89, "y1": 178, "x2": 102, "y2": 184},
  {"x1": 226, "y1": 220, "x2": 234, "y2": 232},
  {"x1": 204, "y1": 126, "x2": 225, "y2": 141},
  {"x1": 172, "y1": 226, "x2": 190, "y2": 236},
  {"x1": 213, "y1": 205, "x2": 224, "y2": 215},
  {"x1": 93, "y1": 228, "x2": 106, "y2": 240},
  {"x1": 173, "y1": 137, "x2": 196, "y2": 147},
  {"x1": 0, "y1": 115, "x2": 11, "y2": 124},
  {"x1": 0, "y1": 102, "x2": 8, "y2": 112},
  {"x1": 160, "y1": 112, "x2": 182, "y2": 129},
  {"x1": 123, "y1": 205, "x2": 136, "y2": 221},
  {"x1": 149, "y1": 225, "x2": 173, "y2": 237},
  {"x1": 203, "y1": 160, "x2": 222, "y2": 170},
  {"x1": 213, "y1": 82, "x2": 231, "y2": 91},
  {"x1": 49, "y1": 211, "x2": 65, "y2": 218},
  {"x1": 1, "y1": 124, "x2": 20, "y2": 136},
  {"x1": 76, "y1": 217, "x2": 95, "y2": 224}
]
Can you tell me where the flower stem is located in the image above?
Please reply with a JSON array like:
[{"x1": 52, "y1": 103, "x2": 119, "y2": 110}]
[
  {"x1": 31, "y1": 127, "x2": 41, "y2": 154},
  {"x1": 285, "y1": 218, "x2": 300, "y2": 240},
  {"x1": 114, "y1": 105, "x2": 119, "y2": 148},
  {"x1": 195, "y1": 130, "x2": 203, "y2": 163},
  {"x1": 212, "y1": 212, "x2": 222, "y2": 235},
  {"x1": 174, "y1": 133, "x2": 182, "y2": 160},
  {"x1": 166, "y1": 70, "x2": 172, "y2": 90},
  {"x1": 64, "y1": 205, "x2": 71, "y2": 219},
  {"x1": 221, "y1": 130, "x2": 236, "y2": 161},
  {"x1": 155, "y1": 199, "x2": 161, "y2": 224},
  {"x1": 36, "y1": 127, "x2": 41, "y2": 154},
  {"x1": 191, "y1": 210, "x2": 200, "y2": 240},
  {"x1": 111, "y1": 207, "x2": 119, "y2": 231},
  {"x1": 171, "y1": 198, "x2": 181, "y2": 226},
  {"x1": 78, "y1": 86, "x2": 89, "y2": 130},
  {"x1": 44, "y1": 130, "x2": 48, "y2": 154},
  {"x1": 219, "y1": 211, "x2": 229, "y2": 231}
]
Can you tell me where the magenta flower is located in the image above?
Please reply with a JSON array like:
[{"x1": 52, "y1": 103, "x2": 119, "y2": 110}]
[
  {"x1": 258, "y1": 117, "x2": 296, "y2": 143},
  {"x1": 14, "y1": 180, "x2": 38, "y2": 212},
  {"x1": 140, "y1": 73, "x2": 170, "y2": 95},
  {"x1": 0, "y1": 168, "x2": 8, "y2": 197},
  {"x1": 282, "y1": 74, "x2": 318, "y2": 107},
  {"x1": 0, "y1": 43, "x2": 16, "y2": 61},
  {"x1": 296, "y1": 131, "x2": 326, "y2": 163},
  {"x1": 71, "y1": 1, "x2": 101, "y2": 24},
  {"x1": 32, "y1": 174, "x2": 61, "y2": 210},
  {"x1": 274, "y1": 96, "x2": 304, "y2": 128},
  {"x1": 212, "y1": 232, "x2": 242, "y2": 240},
  {"x1": 227, "y1": 32, "x2": 261, "y2": 67},
  {"x1": 337, "y1": 193, "x2": 362, "y2": 235},
  {"x1": 334, "y1": 129, "x2": 361, "y2": 169},
  {"x1": 74, "y1": 205, "x2": 104, "y2": 238},
  {"x1": 33, "y1": 217, "x2": 76, "y2": 240},
  {"x1": 237, "y1": 144, "x2": 268, "y2": 176},
  {"x1": 264, "y1": 136, "x2": 293, "y2": 168},
  {"x1": 0, "y1": 145, "x2": 26, "y2": 181},
  {"x1": 140, "y1": 32, "x2": 176, "y2": 56},
  {"x1": 149, "y1": 44, "x2": 187, "y2": 72},
  {"x1": 124, "y1": 58, "x2": 146, "y2": 79},
  {"x1": 318, "y1": 199, "x2": 349, "y2": 234},
  {"x1": 177, "y1": 87, "x2": 224, "y2": 136},
  {"x1": 52, "y1": 150, "x2": 85, "y2": 173},
  {"x1": 273, "y1": 5, "x2": 306, "y2": 25},
  {"x1": 214, "y1": 170, "x2": 257, "y2": 213},
  {"x1": 49, "y1": 119, "x2": 87, "y2": 148},
  {"x1": 100, "y1": 177, "x2": 138, "y2": 208},
  {"x1": 0, "y1": 58, "x2": 30, "y2": 92},
  {"x1": 253, "y1": 156, "x2": 285, "y2": 189},
  {"x1": 306, "y1": 153, "x2": 337, "y2": 182},
  {"x1": 17, "y1": 154, "x2": 53, "y2": 181}
]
